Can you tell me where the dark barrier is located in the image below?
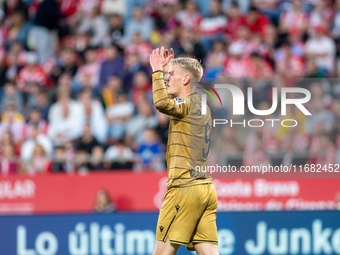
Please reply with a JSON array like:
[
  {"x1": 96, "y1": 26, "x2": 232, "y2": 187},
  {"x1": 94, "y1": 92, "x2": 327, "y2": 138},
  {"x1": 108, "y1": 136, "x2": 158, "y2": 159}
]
[{"x1": 1, "y1": 211, "x2": 340, "y2": 255}]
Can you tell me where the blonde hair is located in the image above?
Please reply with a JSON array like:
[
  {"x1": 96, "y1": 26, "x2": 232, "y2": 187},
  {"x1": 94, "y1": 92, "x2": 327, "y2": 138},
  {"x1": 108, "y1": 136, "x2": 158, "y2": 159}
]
[{"x1": 169, "y1": 57, "x2": 203, "y2": 82}]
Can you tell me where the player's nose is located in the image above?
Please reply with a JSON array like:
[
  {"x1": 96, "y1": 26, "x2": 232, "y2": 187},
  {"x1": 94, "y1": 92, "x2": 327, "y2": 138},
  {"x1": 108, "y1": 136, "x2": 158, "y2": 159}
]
[{"x1": 164, "y1": 73, "x2": 170, "y2": 82}]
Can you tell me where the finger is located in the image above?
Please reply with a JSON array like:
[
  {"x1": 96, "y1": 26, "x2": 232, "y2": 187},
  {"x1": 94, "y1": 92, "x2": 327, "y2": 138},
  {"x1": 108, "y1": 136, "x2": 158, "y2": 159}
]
[
  {"x1": 156, "y1": 48, "x2": 160, "y2": 56},
  {"x1": 160, "y1": 46, "x2": 164, "y2": 58},
  {"x1": 152, "y1": 49, "x2": 156, "y2": 57},
  {"x1": 170, "y1": 48, "x2": 174, "y2": 56},
  {"x1": 165, "y1": 55, "x2": 172, "y2": 63},
  {"x1": 164, "y1": 49, "x2": 169, "y2": 58}
]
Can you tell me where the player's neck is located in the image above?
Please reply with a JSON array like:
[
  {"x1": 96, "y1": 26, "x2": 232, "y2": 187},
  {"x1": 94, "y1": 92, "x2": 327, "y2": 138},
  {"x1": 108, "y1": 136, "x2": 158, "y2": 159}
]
[{"x1": 178, "y1": 85, "x2": 192, "y2": 97}]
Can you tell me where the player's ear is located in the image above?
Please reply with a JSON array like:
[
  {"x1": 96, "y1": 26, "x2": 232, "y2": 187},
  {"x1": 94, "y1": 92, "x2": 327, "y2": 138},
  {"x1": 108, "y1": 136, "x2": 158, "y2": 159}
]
[{"x1": 183, "y1": 74, "x2": 190, "y2": 86}]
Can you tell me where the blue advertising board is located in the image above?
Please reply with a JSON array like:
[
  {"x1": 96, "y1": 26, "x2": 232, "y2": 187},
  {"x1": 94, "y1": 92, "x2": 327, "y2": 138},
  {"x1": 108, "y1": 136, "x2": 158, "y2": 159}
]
[{"x1": 0, "y1": 211, "x2": 340, "y2": 255}]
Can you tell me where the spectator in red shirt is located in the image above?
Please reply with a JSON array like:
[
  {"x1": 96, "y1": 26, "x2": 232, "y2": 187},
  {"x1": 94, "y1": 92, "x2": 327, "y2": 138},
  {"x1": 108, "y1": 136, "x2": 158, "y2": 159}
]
[
  {"x1": 279, "y1": 0, "x2": 308, "y2": 35},
  {"x1": 22, "y1": 143, "x2": 51, "y2": 175},
  {"x1": 275, "y1": 41, "x2": 305, "y2": 78},
  {"x1": 244, "y1": 6, "x2": 269, "y2": 37},
  {"x1": 199, "y1": 0, "x2": 226, "y2": 54},
  {"x1": 23, "y1": 108, "x2": 49, "y2": 139},
  {"x1": 225, "y1": 2, "x2": 246, "y2": 40},
  {"x1": 0, "y1": 143, "x2": 18, "y2": 175},
  {"x1": 0, "y1": 130, "x2": 20, "y2": 155},
  {"x1": 308, "y1": 0, "x2": 333, "y2": 32},
  {"x1": 17, "y1": 52, "x2": 47, "y2": 92},
  {"x1": 247, "y1": 52, "x2": 274, "y2": 78},
  {"x1": 229, "y1": 25, "x2": 252, "y2": 58},
  {"x1": 75, "y1": 47, "x2": 100, "y2": 88},
  {"x1": 125, "y1": 32, "x2": 153, "y2": 65},
  {"x1": 176, "y1": 0, "x2": 202, "y2": 31},
  {"x1": 253, "y1": 0, "x2": 281, "y2": 26},
  {"x1": 60, "y1": 0, "x2": 77, "y2": 18},
  {"x1": 224, "y1": 42, "x2": 248, "y2": 78}
]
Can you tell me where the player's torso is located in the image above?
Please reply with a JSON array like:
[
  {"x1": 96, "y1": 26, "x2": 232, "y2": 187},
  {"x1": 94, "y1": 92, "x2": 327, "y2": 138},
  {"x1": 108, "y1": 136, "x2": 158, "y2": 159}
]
[{"x1": 166, "y1": 93, "x2": 212, "y2": 189}]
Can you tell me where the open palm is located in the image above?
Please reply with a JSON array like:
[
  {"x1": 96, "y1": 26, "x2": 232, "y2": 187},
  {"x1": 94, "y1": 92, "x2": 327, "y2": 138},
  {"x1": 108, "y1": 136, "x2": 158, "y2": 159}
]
[
  {"x1": 162, "y1": 48, "x2": 174, "y2": 67},
  {"x1": 150, "y1": 47, "x2": 174, "y2": 72}
]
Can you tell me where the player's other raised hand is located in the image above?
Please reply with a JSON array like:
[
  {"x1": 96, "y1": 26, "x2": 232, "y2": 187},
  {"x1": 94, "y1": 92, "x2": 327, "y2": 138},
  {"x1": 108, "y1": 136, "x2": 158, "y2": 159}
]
[
  {"x1": 150, "y1": 47, "x2": 173, "y2": 72},
  {"x1": 163, "y1": 48, "x2": 174, "y2": 67}
]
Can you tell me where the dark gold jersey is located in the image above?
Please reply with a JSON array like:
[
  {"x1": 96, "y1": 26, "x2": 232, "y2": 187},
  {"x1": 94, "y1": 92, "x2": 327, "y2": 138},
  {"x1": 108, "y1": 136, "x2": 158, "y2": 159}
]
[{"x1": 152, "y1": 71, "x2": 212, "y2": 189}]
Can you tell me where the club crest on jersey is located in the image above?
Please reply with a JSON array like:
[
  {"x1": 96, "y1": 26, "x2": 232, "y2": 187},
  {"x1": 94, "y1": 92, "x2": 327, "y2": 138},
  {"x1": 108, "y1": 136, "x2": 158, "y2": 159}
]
[{"x1": 174, "y1": 98, "x2": 185, "y2": 105}]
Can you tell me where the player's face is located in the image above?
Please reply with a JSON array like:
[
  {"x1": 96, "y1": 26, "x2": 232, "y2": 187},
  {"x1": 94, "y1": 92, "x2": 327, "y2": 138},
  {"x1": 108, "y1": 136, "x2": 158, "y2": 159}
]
[
  {"x1": 165, "y1": 64, "x2": 184, "y2": 97},
  {"x1": 163, "y1": 64, "x2": 171, "y2": 82}
]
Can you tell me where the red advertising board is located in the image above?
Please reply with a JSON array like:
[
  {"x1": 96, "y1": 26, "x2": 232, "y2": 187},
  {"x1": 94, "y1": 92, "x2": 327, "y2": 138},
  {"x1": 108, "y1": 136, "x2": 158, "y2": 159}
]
[{"x1": 0, "y1": 171, "x2": 339, "y2": 214}]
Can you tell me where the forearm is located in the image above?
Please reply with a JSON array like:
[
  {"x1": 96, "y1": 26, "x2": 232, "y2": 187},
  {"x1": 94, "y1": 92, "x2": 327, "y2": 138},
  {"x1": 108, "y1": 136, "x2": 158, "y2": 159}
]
[
  {"x1": 152, "y1": 71, "x2": 169, "y2": 110},
  {"x1": 152, "y1": 71, "x2": 188, "y2": 117}
]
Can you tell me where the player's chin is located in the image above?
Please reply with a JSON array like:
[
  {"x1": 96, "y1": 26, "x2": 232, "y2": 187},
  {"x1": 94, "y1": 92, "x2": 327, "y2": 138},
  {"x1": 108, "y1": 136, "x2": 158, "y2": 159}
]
[{"x1": 167, "y1": 90, "x2": 175, "y2": 98}]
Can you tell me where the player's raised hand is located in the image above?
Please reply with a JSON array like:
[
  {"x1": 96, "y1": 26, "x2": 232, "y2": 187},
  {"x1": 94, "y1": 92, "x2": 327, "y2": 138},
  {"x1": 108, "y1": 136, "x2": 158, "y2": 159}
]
[
  {"x1": 162, "y1": 48, "x2": 174, "y2": 67},
  {"x1": 150, "y1": 47, "x2": 173, "y2": 72}
]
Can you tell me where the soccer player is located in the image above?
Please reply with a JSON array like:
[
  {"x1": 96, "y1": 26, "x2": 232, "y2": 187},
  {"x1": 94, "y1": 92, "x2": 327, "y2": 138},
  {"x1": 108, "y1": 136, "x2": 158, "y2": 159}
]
[{"x1": 150, "y1": 47, "x2": 219, "y2": 255}]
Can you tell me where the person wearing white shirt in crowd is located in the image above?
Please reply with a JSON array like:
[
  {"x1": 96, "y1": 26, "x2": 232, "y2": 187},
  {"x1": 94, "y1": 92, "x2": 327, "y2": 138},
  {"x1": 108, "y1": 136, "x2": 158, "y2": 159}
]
[
  {"x1": 106, "y1": 91, "x2": 134, "y2": 140},
  {"x1": 21, "y1": 125, "x2": 53, "y2": 161},
  {"x1": 126, "y1": 100, "x2": 158, "y2": 148},
  {"x1": 104, "y1": 138, "x2": 134, "y2": 170},
  {"x1": 306, "y1": 25, "x2": 336, "y2": 75},
  {"x1": 77, "y1": 7, "x2": 109, "y2": 48},
  {"x1": 78, "y1": 88, "x2": 108, "y2": 143},
  {"x1": 48, "y1": 90, "x2": 84, "y2": 144}
]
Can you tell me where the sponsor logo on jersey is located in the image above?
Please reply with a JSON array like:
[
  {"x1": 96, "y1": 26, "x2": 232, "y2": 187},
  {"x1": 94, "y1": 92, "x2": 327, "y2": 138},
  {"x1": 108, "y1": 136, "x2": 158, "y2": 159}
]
[{"x1": 174, "y1": 98, "x2": 186, "y2": 105}]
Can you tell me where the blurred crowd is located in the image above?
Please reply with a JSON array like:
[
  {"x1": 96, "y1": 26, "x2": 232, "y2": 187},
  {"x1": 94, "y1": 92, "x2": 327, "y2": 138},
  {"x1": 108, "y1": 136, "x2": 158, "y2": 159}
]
[{"x1": 0, "y1": 0, "x2": 340, "y2": 175}]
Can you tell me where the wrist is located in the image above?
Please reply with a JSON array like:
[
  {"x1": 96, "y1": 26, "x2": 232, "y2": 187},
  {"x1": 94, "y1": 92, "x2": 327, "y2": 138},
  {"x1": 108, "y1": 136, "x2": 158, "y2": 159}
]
[{"x1": 152, "y1": 66, "x2": 163, "y2": 72}]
